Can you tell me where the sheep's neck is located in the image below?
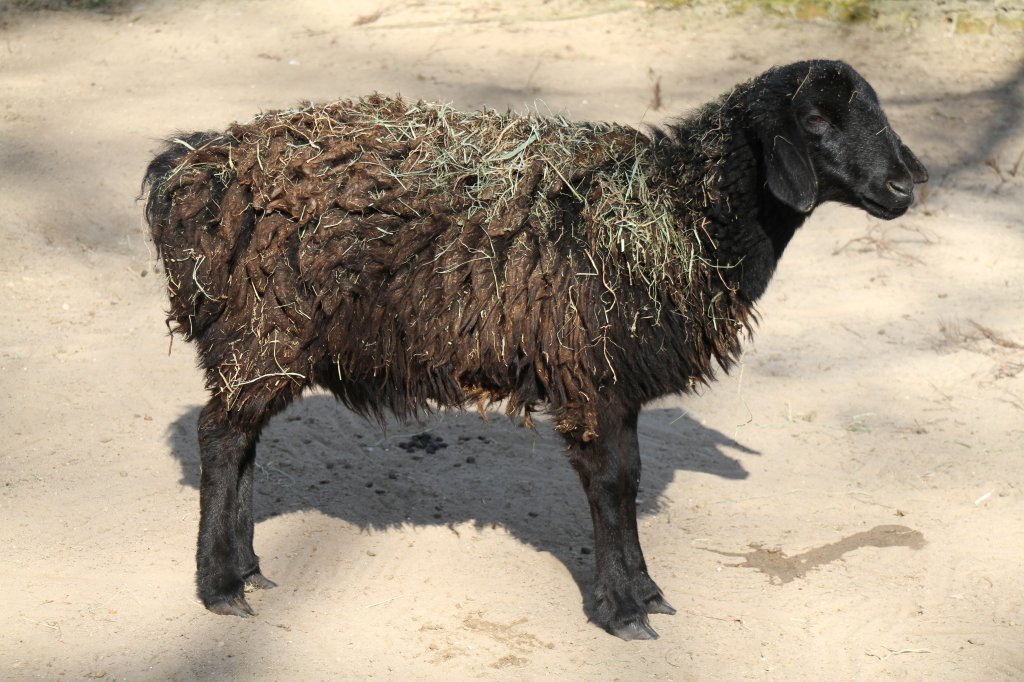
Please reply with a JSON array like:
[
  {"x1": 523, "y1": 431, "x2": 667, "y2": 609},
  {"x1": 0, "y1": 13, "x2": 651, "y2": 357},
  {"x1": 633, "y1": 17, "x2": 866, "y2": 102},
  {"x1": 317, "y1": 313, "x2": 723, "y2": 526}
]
[{"x1": 696, "y1": 126, "x2": 808, "y2": 303}]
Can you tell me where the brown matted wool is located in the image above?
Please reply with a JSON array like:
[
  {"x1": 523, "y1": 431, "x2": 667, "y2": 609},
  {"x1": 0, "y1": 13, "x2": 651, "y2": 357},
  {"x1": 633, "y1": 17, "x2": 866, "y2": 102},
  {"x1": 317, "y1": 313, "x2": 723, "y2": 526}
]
[{"x1": 148, "y1": 94, "x2": 750, "y2": 439}]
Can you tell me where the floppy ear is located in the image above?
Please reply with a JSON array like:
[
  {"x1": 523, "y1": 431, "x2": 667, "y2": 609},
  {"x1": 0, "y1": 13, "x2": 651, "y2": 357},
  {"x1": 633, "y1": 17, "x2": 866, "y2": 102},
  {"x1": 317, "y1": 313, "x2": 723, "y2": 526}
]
[
  {"x1": 899, "y1": 143, "x2": 929, "y2": 184},
  {"x1": 760, "y1": 119, "x2": 817, "y2": 213}
]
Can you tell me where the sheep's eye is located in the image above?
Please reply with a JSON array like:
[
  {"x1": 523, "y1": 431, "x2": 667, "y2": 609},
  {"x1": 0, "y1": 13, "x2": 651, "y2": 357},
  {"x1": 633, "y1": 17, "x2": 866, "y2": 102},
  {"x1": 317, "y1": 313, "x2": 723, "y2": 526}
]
[{"x1": 804, "y1": 114, "x2": 830, "y2": 133}]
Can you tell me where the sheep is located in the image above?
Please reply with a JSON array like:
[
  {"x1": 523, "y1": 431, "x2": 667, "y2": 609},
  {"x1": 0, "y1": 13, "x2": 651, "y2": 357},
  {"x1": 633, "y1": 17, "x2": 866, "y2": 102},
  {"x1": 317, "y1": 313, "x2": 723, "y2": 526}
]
[{"x1": 143, "y1": 59, "x2": 928, "y2": 640}]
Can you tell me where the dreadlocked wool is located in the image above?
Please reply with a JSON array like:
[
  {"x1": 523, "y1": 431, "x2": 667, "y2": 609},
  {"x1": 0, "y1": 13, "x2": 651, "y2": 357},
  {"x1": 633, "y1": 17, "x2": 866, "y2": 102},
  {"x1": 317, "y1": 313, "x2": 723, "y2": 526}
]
[{"x1": 145, "y1": 93, "x2": 750, "y2": 439}]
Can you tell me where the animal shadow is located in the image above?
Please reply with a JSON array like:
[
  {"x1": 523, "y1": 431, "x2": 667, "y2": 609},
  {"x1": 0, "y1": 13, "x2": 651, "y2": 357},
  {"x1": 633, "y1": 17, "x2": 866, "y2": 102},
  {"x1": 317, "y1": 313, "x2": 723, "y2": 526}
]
[{"x1": 167, "y1": 394, "x2": 758, "y2": 614}]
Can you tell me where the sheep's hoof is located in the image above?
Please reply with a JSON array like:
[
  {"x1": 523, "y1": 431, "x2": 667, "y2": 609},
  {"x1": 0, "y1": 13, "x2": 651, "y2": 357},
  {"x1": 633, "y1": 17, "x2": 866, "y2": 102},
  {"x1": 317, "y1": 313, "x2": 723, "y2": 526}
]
[
  {"x1": 245, "y1": 571, "x2": 278, "y2": 591},
  {"x1": 645, "y1": 594, "x2": 676, "y2": 616},
  {"x1": 207, "y1": 593, "x2": 256, "y2": 618},
  {"x1": 611, "y1": 616, "x2": 659, "y2": 641}
]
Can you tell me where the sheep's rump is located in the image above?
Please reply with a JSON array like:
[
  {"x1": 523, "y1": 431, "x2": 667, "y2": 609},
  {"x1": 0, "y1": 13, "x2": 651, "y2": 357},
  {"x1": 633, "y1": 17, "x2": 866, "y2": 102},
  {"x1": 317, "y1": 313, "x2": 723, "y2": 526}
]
[{"x1": 144, "y1": 95, "x2": 744, "y2": 437}]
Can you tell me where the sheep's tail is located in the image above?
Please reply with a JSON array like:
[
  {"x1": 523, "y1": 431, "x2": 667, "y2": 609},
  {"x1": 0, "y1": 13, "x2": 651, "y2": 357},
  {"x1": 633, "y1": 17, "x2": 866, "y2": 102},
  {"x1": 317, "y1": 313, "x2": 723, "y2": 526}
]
[
  {"x1": 141, "y1": 131, "x2": 234, "y2": 341},
  {"x1": 142, "y1": 132, "x2": 222, "y2": 253}
]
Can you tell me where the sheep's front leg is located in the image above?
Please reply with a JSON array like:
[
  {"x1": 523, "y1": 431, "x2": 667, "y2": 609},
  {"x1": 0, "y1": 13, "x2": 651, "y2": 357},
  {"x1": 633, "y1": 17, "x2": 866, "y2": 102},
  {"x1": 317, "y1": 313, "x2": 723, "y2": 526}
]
[
  {"x1": 614, "y1": 421, "x2": 677, "y2": 619},
  {"x1": 567, "y1": 403, "x2": 672, "y2": 640},
  {"x1": 196, "y1": 401, "x2": 262, "y2": 617}
]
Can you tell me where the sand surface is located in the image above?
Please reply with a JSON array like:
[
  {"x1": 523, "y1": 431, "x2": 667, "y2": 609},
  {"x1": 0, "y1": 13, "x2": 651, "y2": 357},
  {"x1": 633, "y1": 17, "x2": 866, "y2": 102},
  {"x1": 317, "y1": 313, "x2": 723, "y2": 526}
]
[{"x1": 2, "y1": 1, "x2": 1023, "y2": 679}]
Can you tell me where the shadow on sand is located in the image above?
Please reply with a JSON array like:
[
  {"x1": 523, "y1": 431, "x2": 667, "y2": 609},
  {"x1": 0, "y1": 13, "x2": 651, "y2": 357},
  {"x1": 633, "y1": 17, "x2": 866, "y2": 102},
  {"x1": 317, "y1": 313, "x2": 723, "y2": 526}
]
[{"x1": 166, "y1": 394, "x2": 759, "y2": 620}]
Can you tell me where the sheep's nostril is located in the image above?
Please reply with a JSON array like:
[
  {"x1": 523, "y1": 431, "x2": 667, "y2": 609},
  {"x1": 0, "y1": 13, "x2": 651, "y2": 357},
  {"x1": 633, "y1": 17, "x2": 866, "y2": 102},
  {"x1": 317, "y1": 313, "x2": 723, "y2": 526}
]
[{"x1": 887, "y1": 179, "x2": 912, "y2": 197}]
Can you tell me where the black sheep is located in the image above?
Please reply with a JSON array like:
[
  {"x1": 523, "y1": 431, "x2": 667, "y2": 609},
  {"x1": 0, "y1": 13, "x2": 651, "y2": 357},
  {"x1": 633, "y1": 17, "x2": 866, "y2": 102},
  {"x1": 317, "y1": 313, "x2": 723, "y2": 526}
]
[{"x1": 143, "y1": 60, "x2": 927, "y2": 640}]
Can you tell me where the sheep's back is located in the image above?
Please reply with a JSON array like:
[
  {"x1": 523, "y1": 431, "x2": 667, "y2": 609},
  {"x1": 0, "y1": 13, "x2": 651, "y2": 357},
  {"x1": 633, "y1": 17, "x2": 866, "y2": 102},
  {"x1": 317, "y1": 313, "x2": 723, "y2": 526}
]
[{"x1": 145, "y1": 95, "x2": 745, "y2": 436}]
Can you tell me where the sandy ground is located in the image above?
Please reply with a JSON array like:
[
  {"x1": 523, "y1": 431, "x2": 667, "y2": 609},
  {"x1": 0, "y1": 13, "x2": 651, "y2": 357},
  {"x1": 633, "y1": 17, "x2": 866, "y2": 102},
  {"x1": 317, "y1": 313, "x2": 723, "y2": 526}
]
[{"x1": 1, "y1": 1, "x2": 1023, "y2": 679}]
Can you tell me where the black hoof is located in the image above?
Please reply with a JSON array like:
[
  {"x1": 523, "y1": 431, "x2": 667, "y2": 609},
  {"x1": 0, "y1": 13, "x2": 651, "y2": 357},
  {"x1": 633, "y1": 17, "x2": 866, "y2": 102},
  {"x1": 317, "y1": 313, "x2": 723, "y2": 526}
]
[
  {"x1": 206, "y1": 593, "x2": 255, "y2": 618},
  {"x1": 645, "y1": 594, "x2": 676, "y2": 616},
  {"x1": 611, "y1": 616, "x2": 659, "y2": 641},
  {"x1": 245, "y1": 571, "x2": 278, "y2": 591}
]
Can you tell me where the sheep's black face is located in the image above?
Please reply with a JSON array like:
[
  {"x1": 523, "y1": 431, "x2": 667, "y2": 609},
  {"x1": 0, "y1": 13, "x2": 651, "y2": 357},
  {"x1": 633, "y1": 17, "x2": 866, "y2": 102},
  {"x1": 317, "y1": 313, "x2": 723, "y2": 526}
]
[
  {"x1": 758, "y1": 61, "x2": 928, "y2": 219},
  {"x1": 798, "y1": 75, "x2": 928, "y2": 219}
]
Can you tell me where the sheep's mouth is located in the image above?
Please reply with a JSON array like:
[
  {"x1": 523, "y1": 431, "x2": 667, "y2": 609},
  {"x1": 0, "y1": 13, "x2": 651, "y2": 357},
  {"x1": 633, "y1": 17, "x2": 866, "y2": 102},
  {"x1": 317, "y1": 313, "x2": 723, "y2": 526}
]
[{"x1": 860, "y1": 194, "x2": 910, "y2": 220}]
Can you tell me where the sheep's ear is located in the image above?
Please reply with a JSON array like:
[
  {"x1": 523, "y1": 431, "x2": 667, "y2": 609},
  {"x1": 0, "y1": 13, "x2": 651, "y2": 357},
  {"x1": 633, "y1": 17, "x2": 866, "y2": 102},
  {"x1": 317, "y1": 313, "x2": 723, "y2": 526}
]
[
  {"x1": 900, "y1": 143, "x2": 929, "y2": 184},
  {"x1": 761, "y1": 123, "x2": 817, "y2": 213}
]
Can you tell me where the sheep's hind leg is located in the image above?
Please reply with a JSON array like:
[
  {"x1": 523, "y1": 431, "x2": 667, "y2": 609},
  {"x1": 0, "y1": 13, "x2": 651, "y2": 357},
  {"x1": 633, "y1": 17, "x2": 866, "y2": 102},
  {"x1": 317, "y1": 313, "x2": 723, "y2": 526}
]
[
  {"x1": 196, "y1": 400, "x2": 261, "y2": 617},
  {"x1": 235, "y1": 439, "x2": 277, "y2": 592},
  {"x1": 567, "y1": 402, "x2": 667, "y2": 640}
]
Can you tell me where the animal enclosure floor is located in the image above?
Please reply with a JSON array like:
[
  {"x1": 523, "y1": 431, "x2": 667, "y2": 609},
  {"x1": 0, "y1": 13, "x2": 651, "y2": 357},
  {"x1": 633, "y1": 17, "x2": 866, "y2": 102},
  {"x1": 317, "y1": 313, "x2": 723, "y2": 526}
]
[{"x1": 1, "y1": 1, "x2": 1022, "y2": 679}]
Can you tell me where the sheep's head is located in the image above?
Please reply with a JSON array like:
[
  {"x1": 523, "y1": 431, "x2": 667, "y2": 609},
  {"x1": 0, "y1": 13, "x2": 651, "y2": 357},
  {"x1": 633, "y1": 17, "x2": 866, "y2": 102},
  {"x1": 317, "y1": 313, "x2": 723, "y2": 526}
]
[{"x1": 753, "y1": 60, "x2": 928, "y2": 219}]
